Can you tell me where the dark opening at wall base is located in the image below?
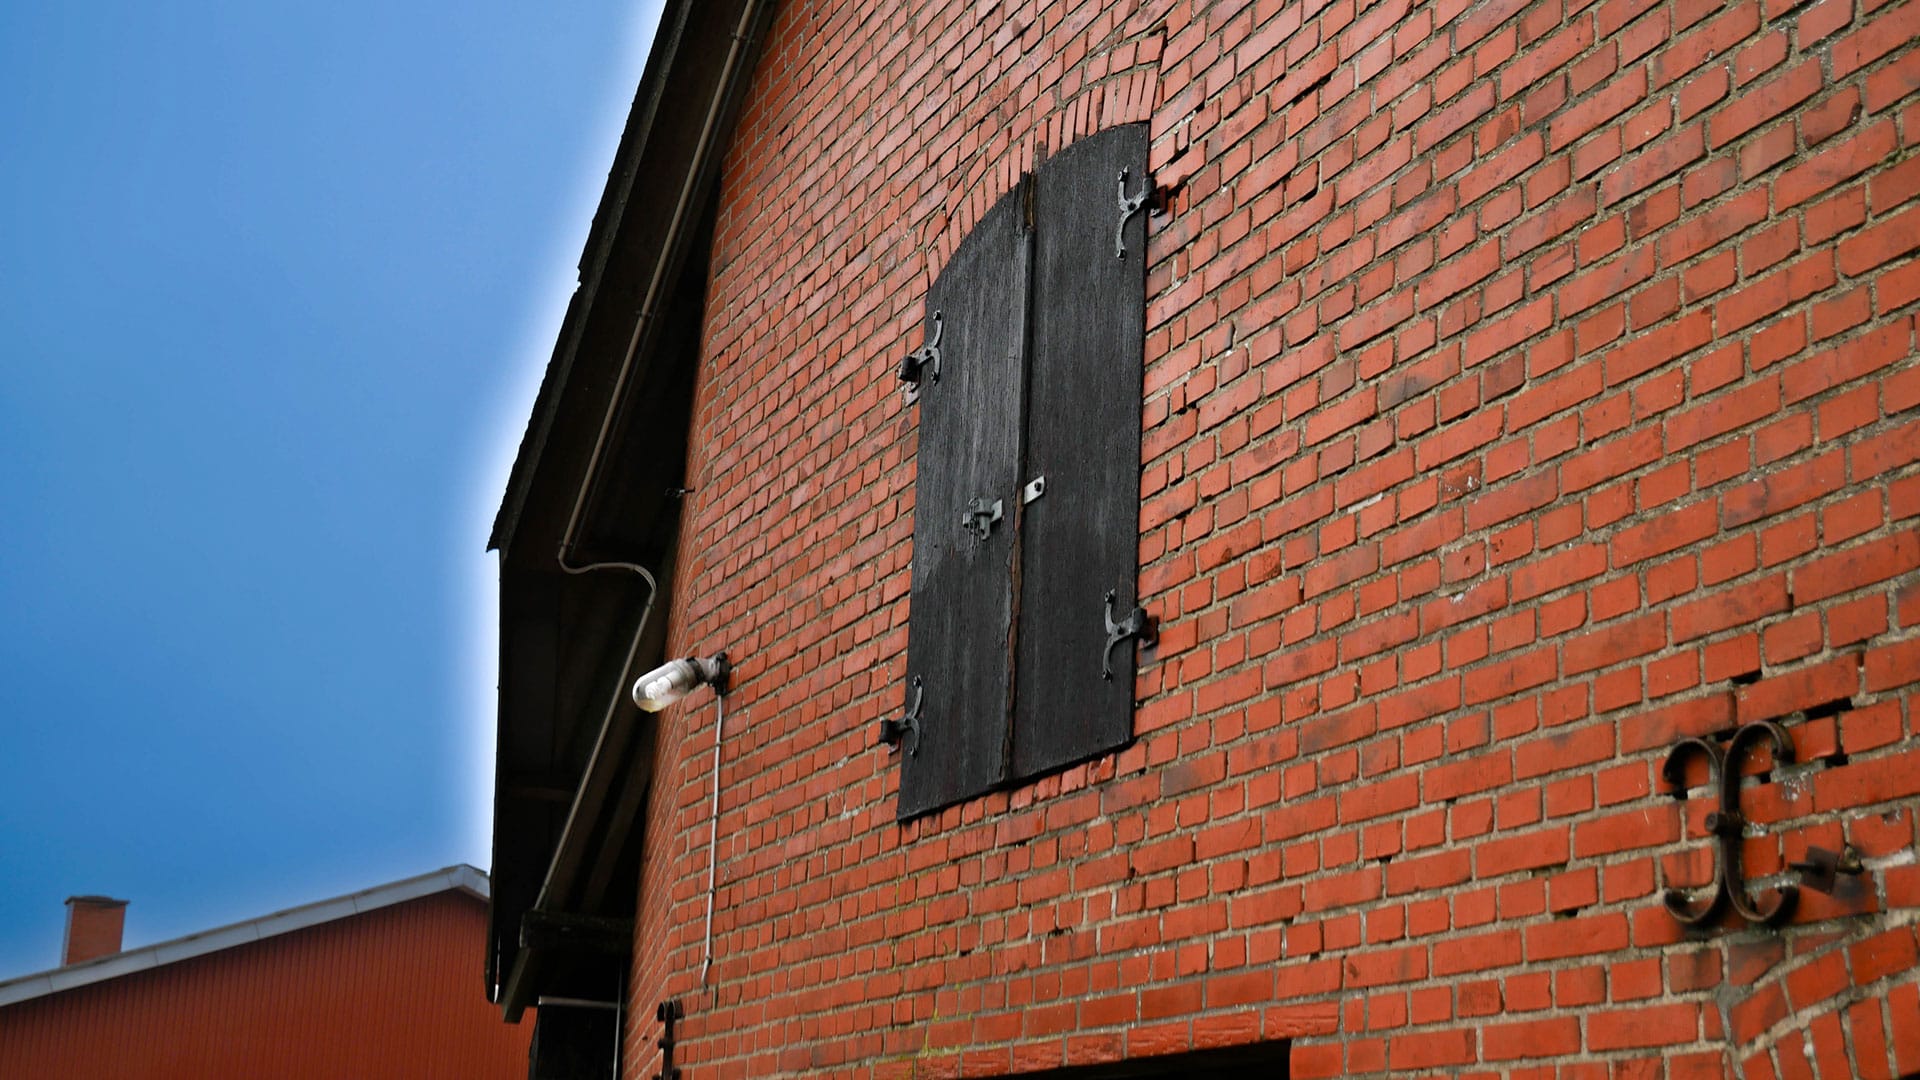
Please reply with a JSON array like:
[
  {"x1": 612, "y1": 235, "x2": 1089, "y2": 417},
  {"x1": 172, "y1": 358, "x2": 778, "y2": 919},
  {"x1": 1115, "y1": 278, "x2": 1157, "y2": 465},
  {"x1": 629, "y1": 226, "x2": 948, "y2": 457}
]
[{"x1": 528, "y1": 1003, "x2": 617, "y2": 1080}]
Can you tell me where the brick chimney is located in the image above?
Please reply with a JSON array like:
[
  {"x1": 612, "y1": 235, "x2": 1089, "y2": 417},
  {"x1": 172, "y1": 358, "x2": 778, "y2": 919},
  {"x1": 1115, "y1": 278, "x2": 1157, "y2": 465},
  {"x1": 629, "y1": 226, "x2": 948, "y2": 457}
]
[{"x1": 62, "y1": 896, "x2": 128, "y2": 965}]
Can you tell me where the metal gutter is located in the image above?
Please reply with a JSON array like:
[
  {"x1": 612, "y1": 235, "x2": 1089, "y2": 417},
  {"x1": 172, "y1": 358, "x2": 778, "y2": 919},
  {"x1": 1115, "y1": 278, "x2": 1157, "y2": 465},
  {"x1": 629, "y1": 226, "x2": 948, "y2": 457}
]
[
  {"x1": 0, "y1": 865, "x2": 489, "y2": 1009},
  {"x1": 487, "y1": 2, "x2": 699, "y2": 556}
]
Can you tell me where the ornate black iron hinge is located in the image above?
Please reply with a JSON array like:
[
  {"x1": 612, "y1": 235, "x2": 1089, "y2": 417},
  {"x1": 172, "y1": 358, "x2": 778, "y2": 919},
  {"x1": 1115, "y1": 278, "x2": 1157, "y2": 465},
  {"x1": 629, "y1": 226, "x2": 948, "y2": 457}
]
[
  {"x1": 1102, "y1": 590, "x2": 1155, "y2": 680},
  {"x1": 897, "y1": 311, "x2": 943, "y2": 403},
  {"x1": 1661, "y1": 720, "x2": 1799, "y2": 928},
  {"x1": 654, "y1": 998, "x2": 682, "y2": 1080},
  {"x1": 1116, "y1": 168, "x2": 1152, "y2": 259},
  {"x1": 877, "y1": 676, "x2": 923, "y2": 756}
]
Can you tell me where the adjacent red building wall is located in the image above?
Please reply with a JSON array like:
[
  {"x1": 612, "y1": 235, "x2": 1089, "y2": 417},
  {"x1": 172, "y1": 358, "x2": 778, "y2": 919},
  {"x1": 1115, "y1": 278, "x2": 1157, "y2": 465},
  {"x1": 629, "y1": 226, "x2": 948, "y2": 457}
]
[{"x1": 0, "y1": 891, "x2": 531, "y2": 1079}]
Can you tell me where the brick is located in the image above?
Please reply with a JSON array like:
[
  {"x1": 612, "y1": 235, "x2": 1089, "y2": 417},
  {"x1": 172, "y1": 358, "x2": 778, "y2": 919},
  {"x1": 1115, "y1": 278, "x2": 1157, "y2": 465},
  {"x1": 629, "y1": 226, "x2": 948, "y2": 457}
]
[
  {"x1": 1709, "y1": 58, "x2": 1824, "y2": 146},
  {"x1": 1731, "y1": 982, "x2": 1792, "y2": 1044},
  {"x1": 1782, "y1": 321, "x2": 1908, "y2": 404},
  {"x1": 1833, "y1": 2, "x2": 1920, "y2": 79},
  {"x1": 1477, "y1": 825, "x2": 1571, "y2": 876},
  {"x1": 1611, "y1": 499, "x2": 1719, "y2": 565},
  {"x1": 1849, "y1": 998, "x2": 1896, "y2": 1080},
  {"x1": 1481, "y1": 1016, "x2": 1580, "y2": 1059},
  {"x1": 1550, "y1": 67, "x2": 1650, "y2": 151},
  {"x1": 1737, "y1": 653, "x2": 1861, "y2": 721},
  {"x1": 1575, "y1": 804, "x2": 1681, "y2": 856},
  {"x1": 1432, "y1": 929, "x2": 1523, "y2": 975},
  {"x1": 1894, "y1": 983, "x2": 1920, "y2": 1075},
  {"x1": 1854, "y1": 417, "x2": 1920, "y2": 480},
  {"x1": 1795, "y1": 532, "x2": 1920, "y2": 603},
  {"x1": 1655, "y1": 4, "x2": 1760, "y2": 89},
  {"x1": 1387, "y1": 1028, "x2": 1475, "y2": 1070},
  {"x1": 1866, "y1": 638, "x2": 1920, "y2": 691},
  {"x1": 1813, "y1": 748, "x2": 1920, "y2": 810},
  {"x1": 1850, "y1": 926, "x2": 1920, "y2": 984},
  {"x1": 1385, "y1": 849, "x2": 1472, "y2": 895},
  {"x1": 1462, "y1": 646, "x2": 1557, "y2": 704},
  {"x1": 1563, "y1": 611, "x2": 1666, "y2": 673},
  {"x1": 1839, "y1": 204, "x2": 1920, "y2": 275},
  {"x1": 1588, "y1": 1003, "x2": 1701, "y2": 1049},
  {"x1": 1601, "y1": 123, "x2": 1706, "y2": 205},
  {"x1": 1526, "y1": 912, "x2": 1630, "y2": 960},
  {"x1": 1720, "y1": 451, "x2": 1847, "y2": 526},
  {"x1": 1514, "y1": 722, "x2": 1614, "y2": 778},
  {"x1": 1777, "y1": 119, "x2": 1897, "y2": 209},
  {"x1": 1671, "y1": 577, "x2": 1790, "y2": 641},
  {"x1": 1712, "y1": 254, "x2": 1837, "y2": 334},
  {"x1": 1785, "y1": 949, "x2": 1851, "y2": 1011}
]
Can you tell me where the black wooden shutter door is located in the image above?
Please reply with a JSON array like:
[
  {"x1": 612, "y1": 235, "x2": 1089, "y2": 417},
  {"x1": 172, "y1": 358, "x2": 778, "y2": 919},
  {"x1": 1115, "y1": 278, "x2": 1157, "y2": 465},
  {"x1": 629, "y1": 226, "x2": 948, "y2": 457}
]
[
  {"x1": 897, "y1": 180, "x2": 1033, "y2": 820},
  {"x1": 1011, "y1": 124, "x2": 1149, "y2": 780}
]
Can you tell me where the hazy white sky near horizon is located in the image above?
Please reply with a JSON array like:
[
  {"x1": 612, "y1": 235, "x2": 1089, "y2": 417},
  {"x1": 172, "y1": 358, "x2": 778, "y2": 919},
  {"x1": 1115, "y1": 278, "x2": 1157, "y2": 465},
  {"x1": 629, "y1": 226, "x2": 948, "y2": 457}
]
[{"x1": 0, "y1": 0, "x2": 663, "y2": 978}]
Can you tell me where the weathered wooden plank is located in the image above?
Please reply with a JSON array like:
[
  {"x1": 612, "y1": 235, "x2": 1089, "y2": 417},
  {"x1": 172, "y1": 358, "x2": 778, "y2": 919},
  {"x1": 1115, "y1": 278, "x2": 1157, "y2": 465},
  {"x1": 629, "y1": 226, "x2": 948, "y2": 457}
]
[
  {"x1": 897, "y1": 178, "x2": 1032, "y2": 819},
  {"x1": 1011, "y1": 123, "x2": 1149, "y2": 780}
]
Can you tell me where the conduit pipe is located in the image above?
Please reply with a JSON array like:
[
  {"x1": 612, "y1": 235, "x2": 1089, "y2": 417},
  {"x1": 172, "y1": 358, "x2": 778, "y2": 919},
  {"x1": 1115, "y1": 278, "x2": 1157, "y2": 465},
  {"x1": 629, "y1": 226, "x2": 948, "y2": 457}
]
[
  {"x1": 701, "y1": 690, "x2": 726, "y2": 984},
  {"x1": 532, "y1": 557, "x2": 657, "y2": 918},
  {"x1": 526, "y1": 0, "x2": 771, "y2": 965},
  {"x1": 554, "y1": 0, "x2": 769, "y2": 571}
]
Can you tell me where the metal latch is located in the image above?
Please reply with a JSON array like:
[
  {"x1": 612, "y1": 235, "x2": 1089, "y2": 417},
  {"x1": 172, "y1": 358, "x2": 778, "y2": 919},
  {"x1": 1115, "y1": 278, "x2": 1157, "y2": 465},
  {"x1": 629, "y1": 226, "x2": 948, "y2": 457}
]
[
  {"x1": 1117, "y1": 169, "x2": 1151, "y2": 259},
  {"x1": 877, "y1": 676, "x2": 923, "y2": 756},
  {"x1": 654, "y1": 999, "x2": 682, "y2": 1080},
  {"x1": 1022, "y1": 476, "x2": 1046, "y2": 504},
  {"x1": 961, "y1": 496, "x2": 1003, "y2": 541},
  {"x1": 1790, "y1": 845, "x2": 1864, "y2": 895},
  {"x1": 1102, "y1": 590, "x2": 1155, "y2": 679},
  {"x1": 897, "y1": 311, "x2": 943, "y2": 404}
]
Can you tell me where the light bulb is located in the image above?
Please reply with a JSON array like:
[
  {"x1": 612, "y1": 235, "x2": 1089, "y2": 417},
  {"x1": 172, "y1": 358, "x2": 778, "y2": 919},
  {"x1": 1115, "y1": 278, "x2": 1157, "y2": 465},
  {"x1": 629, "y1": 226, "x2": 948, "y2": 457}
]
[{"x1": 630, "y1": 655, "x2": 729, "y2": 711}]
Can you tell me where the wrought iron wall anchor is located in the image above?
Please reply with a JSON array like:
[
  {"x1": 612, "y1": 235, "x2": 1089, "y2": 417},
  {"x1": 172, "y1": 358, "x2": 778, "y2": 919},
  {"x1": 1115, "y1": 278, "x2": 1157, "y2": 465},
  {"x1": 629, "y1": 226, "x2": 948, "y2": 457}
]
[
  {"x1": 1101, "y1": 590, "x2": 1156, "y2": 680},
  {"x1": 1661, "y1": 720, "x2": 1799, "y2": 928},
  {"x1": 897, "y1": 311, "x2": 943, "y2": 403},
  {"x1": 962, "y1": 496, "x2": 1003, "y2": 541},
  {"x1": 1116, "y1": 168, "x2": 1151, "y2": 258},
  {"x1": 655, "y1": 998, "x2": 683, "y2": 1080},
  {"x1": 877, "y1": 676, "x2": 924, "y2": 756}
]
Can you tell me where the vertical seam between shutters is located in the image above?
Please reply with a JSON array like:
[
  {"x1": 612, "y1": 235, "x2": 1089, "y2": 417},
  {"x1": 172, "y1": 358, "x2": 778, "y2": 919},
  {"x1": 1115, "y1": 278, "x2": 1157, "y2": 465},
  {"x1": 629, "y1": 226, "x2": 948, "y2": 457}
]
[{"x1": 1002, "y1": 171, "x2": 1039, "y2": 789}]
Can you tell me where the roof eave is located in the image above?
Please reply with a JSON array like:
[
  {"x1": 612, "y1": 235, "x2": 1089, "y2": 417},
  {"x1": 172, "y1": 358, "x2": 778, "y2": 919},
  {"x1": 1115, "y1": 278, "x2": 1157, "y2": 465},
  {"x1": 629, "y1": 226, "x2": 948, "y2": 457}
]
[{"x1": 487, "y1": 1, "x2": 704, "y2": 556}]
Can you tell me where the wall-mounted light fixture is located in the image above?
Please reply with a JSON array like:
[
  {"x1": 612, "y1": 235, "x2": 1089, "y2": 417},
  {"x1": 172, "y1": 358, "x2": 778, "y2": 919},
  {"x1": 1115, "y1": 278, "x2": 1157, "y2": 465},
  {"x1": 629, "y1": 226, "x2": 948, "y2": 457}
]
[
  {"x1": 629, "y1": 650, "x2": 734, "y2": 986},
  {"x1": 631, "y1": 655, "x2": 730, "y2": 711}
]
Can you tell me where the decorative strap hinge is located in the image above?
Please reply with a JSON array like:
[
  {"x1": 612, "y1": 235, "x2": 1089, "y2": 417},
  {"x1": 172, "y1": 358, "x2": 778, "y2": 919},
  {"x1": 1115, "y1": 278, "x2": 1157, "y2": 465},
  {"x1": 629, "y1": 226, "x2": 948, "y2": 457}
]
[
  {"x1": 897, "y1": 311, "x2": 943, "y2": 403},
  {"x1": 1102, "y1": 590, "x2": 1155, "y2": 680},
  {"x1": 877, "y1": 676, "x2": 924, "y2": 756},
  {"x1": 1116, "y1": 168, "x2": 1153, "y2": 259}
]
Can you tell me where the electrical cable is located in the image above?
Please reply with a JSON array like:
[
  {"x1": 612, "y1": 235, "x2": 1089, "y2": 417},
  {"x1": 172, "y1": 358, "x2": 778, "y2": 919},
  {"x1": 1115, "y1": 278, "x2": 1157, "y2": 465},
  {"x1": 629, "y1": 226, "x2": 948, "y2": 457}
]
[{"x1": 701, "y1": 689, "x2": 726, "y2": 984}]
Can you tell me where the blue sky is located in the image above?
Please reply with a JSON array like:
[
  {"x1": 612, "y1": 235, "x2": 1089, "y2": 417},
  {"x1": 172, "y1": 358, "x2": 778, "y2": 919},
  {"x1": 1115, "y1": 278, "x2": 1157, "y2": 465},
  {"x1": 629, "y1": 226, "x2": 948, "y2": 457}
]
[{"x1": 0, "y1": 2, "x2": 660, "y2": 978}]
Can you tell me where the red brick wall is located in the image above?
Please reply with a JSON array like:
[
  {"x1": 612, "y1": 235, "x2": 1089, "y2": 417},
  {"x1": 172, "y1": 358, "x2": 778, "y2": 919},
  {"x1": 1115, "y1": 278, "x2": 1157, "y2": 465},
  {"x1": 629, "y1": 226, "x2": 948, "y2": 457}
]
[{"x1": 627, "y1": 0, "x2": 1920, "y2": 1076}]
